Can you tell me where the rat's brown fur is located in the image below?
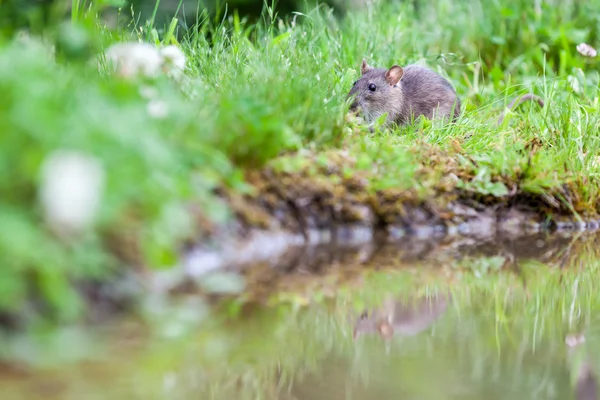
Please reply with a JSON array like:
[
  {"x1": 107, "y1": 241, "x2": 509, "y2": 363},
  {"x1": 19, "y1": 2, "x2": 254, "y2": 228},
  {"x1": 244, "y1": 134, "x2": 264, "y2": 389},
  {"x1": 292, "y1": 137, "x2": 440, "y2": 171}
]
[
  {"x1": 347, "y1": 59, "x2": 460, "y2": 126},
  {"x1": 352, "y1": 294, "x2": 450, "y2": 340},
  {"x1": 347, "y1": 59, "x2": 545, "y2": 128}
]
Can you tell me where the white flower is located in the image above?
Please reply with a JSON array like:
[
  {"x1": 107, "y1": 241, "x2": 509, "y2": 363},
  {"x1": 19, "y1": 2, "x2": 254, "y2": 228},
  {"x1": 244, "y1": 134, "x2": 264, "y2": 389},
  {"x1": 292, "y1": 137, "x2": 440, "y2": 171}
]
[
  {"x1": 14, "y1": 30, "x2": 55, "y2": 60},
  {"x1": 104, "y1": 42, "x2": 163, "y2": 79},
  {"x1": 565, "y1": 333, "x2": 585, "y2": 347},
  {"x1": 577, "y1": 43, "x2": 597, "y2": 58},
  {"x1": 103, "y1": 42, "x2": 188, "y2": 80},
  {"x1": 39, "y1": 151, "x2": 105, "y2": 232},
  {"x1": 139, "y1": 85, "x2": 158, "y2": 100},
  {"x1": 160, "y1": 45, "x2": 186, "y2": 72},
  {"x1": 148, "y1": 99, "x2": 169, "y2": 118},
  {"x1": 567, "y1": 75, "x2": 582, "y2": 94}
]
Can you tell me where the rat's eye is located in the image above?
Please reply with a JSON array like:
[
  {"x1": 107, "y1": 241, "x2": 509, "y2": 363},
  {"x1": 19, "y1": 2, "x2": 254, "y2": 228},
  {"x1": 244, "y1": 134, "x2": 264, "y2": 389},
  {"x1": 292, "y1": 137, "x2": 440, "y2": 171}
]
[
  {"x1": 368, "y1": 83, "x2": 377, "y2": 92},
  {"x1": 353, "y1": 80, "x2": 358, "y2": 86}
]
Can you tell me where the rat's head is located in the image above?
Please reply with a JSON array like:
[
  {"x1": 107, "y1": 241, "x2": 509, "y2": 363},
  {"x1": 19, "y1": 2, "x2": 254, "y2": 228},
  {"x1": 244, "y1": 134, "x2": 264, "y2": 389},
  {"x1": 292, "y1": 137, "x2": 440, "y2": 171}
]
[
  {"x1": 352, "y1": 311, "x2": 395, "y2": 340},
  {"x1": 347, "y1": 59, "x2": 405, "y2": 123}
]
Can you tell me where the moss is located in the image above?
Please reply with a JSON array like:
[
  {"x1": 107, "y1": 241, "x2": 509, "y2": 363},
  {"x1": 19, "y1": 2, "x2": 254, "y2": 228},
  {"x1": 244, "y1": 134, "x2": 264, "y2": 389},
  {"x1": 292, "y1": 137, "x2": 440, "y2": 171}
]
[{"x1": 223, "y1": 145, "x2": 582, "y2": 241}]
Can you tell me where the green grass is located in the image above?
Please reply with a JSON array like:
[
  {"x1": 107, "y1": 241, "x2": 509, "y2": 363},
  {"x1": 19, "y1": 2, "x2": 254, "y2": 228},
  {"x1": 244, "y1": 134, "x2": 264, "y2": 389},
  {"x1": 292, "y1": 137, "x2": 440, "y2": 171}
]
[{"x1": 2, "y1": 0, "x2": 600, "y2": 329}]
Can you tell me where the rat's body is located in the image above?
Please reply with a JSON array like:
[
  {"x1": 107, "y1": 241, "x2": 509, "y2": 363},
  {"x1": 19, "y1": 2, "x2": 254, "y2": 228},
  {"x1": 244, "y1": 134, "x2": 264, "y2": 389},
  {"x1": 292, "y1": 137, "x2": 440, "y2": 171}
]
[
  {"x1": 347, "y1": 59, "x2": 545, "y2": 128},
  {"x1": 353, "y1": 294, "x2": 450, "y2": 340},
  {"x1": 347, "y1": 59, "x2": 460, "y2": 126}
]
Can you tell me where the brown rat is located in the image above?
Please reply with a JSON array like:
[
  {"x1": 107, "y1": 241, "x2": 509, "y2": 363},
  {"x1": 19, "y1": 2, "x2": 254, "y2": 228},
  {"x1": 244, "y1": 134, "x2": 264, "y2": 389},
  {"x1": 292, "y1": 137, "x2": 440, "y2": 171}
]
[
  {"x1": 347, "y1": 59, "x2": 461, "y2": 126},
  {"x1": 347, "y1": 59, "x2": 544, "y2": 127},
  {"x1": 352, "y1": 293, "x2": 450, "y2": 340}
]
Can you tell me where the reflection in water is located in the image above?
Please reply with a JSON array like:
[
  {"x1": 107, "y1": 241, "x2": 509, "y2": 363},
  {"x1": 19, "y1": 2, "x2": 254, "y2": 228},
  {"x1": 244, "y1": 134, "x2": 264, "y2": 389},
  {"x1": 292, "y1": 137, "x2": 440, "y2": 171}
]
[
  {"x1": 4, "y1": 232, "x2": 600, "y2": 399},
  {"x1": 238, "y1": 231, "x2": 600, "y2": 303},
  {"x1": 567, "y1": 333, "x2": 598, "y2": 400},
  {"x1": 577, "y1": 362, "x2": 598, "y2": 400},
  {"x1": 353, "y1": 293, "x2": 450, "y2": 339}
]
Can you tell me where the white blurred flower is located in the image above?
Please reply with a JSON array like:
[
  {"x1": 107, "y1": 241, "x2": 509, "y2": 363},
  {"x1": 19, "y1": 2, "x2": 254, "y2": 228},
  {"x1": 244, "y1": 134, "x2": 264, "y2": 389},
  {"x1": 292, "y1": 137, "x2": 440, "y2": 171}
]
[
  {"x1": 40, "y1": 151, "x2": 105, "y2": 232},
  {"x1": 163, "y1": 372, "x2": 178, "y2": 393},
  {"x1": 592, "y1": 156, "x2": 600, "y2": 169},
  {"x1": 103, "y1": 42, "x2": 188, "y2": 80},
  {"x1": 566, "y1": 333, "x2": 585, "y2": 348},
  {"x1": 14, "y1": 30, "x2": 56, "y2": 60},
  {"x1": 567, "y1": 75, "x2": 582, "y2": 94},
  {"x1": 577, "y1": 43, "x2": 597, "y2": 58},
  {"x1": 139, "y1": 85, "x2": 158, "y2": 100},
  {"x1": 160, "y1": 45, "x2": 186, "y2": 72},
  {"x1": 148, "y1": 99, "x2": 169, "y2": 118},
  {"x1": 104, "y1": 42, "x2": 163, "y2": 79}
]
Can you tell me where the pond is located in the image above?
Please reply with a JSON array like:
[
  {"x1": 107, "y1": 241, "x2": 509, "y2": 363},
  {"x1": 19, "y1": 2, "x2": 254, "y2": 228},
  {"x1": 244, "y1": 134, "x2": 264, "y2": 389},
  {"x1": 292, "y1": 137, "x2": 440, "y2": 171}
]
[{"x1": 2, "y1": 231, "x2": 600, "y2": 399}]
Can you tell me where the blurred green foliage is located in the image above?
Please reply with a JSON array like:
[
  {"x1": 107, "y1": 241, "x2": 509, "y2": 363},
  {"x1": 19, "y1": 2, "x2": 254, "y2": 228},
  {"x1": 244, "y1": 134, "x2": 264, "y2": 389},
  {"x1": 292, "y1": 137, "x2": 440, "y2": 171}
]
[{"x1": 125, "y1": 0, "x2": 355, "y2": 28}]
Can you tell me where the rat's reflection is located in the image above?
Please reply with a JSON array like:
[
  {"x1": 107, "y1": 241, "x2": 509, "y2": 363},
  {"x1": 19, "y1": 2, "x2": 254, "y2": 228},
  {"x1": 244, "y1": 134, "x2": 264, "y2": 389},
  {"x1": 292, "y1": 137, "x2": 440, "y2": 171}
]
[
  {"x1": 566, "y1": 333, "x2": 598, "y2": 400},
  {"x1": 352, "y1": 292, "x2": 450, "y2": 339}
]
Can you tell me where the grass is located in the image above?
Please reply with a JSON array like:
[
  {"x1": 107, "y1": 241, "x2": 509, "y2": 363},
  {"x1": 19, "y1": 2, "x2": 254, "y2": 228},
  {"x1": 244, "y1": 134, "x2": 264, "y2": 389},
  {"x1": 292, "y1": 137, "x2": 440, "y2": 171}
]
[{"x1": 2, "y1": 0, "x2": 600, "y2": 332}]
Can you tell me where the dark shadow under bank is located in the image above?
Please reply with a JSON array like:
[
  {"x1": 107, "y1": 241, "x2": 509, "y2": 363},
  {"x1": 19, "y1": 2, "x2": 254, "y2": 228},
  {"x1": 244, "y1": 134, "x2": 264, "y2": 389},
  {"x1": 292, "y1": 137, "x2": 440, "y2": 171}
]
[{"x1": 179, "y1": 228, "x2": 600, "y2": 303}]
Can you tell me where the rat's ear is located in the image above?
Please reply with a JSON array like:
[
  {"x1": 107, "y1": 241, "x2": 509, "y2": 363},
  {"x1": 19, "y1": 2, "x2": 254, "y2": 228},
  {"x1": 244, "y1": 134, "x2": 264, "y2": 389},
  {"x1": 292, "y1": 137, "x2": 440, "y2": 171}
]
[
  {"x1": 385, "y1": 65, "x2": 404, "y2": 86},
  {"x1": 361, "y1": 58, "x2": 373, "y2": 75}
]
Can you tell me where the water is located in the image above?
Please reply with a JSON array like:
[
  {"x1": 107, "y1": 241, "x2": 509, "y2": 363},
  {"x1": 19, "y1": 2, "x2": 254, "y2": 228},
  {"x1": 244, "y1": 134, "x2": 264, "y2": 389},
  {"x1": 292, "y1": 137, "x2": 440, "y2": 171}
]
[{"x1": 2, "y1": 231, "x2": 600, "y2": 399}]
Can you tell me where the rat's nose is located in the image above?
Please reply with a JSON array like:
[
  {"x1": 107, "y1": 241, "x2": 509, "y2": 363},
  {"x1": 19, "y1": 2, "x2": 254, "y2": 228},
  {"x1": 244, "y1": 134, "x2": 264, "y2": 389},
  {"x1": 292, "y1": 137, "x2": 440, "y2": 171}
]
[{"x1": 349, "y1": 102, "x2": 359, "y2": 112}]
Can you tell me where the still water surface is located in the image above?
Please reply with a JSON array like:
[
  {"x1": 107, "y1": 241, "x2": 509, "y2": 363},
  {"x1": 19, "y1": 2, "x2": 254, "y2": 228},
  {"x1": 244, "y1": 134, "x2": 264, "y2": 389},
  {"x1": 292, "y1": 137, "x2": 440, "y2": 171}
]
[{"x1": 3, "y1": 232, "x2": 600, "y2": 400}]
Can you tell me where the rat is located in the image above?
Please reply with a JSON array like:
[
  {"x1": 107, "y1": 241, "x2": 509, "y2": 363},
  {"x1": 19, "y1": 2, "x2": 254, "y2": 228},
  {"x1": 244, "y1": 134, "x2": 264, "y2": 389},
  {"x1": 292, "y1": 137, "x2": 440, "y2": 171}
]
[
  {"x1": 347, "y1": 59, "x2": 544, "y2": 127},
  {"x1": 347, "y1": 59, "x2": 461, "y2": 126},
  {"x1": 352, "y1": 293, "x2": 450, "y2": 340}
]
